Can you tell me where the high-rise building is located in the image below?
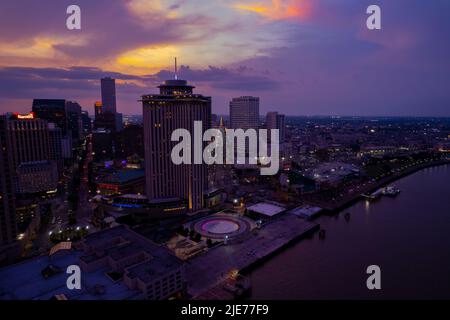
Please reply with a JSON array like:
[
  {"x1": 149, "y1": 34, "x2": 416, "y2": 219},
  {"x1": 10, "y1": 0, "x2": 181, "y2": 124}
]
[
  {"x1": 6, "y1": 114, "x2": 59, "y2": 194},
  {"x1": 81, "y1": 110, "x2": 92, "y2": 134},
  {"x1": 66, "y1": 101, "x2": 83, "y2": 141},
  {"x1": 115, "y1": 112, "x2": 123, "y2": 132},
  {"x1": 266, "y1": 111, "x2": 286, "y2": 142},
  {"x1": 266, "y1": 112, "x2": 278, "y2": 130},
  {"x1": 32, "y1": 99, "x2": 68, "y2": 135},
  {"x1": 94, "y1": 101, "x2": 103, "y2": 117},
  {"x1": 48, "y1": 123, "x2": 64, "y2": 176},
  {"x1": 0, "y1": 116, "x2": 18, "y2": 266},
  {"x1": 94, "y1": 111, "x2": 116, "y2": 132},
  {"x1": 101, "y1": 77, "x2": 117, "y2": 114},
  {"x1": 97, "y1": 79, "x2": 123, "y2": 132},
  {"x1": 92, "y1": 129, "x2": 114, "y2": 161},
  {"x1": 117, "y1": 124, "x2": 144, "y2": 158},
  {"x1": 277, "y1": 113, "x2": 286, "y2": 143},
  {"x1": 7, "y1": 115, "x2": 51, "y2": 168},
  {"x1": 142, "y1": 78, "x2": 211, "y2": 211},
  {"x1": 229, "y1": 96, "x2": 260, "y2": 129}
]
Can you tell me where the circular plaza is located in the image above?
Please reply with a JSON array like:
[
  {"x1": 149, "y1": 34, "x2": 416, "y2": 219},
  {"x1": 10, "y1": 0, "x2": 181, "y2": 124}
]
[{"x1": 190, "y1": 214, "x2": 254, "y2": 240}]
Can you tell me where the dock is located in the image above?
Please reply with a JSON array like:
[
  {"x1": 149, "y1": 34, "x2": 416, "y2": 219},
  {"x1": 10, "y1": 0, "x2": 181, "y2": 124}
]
[{"x1": 185, "y1": 213, "x2": 319, "y2": 297}]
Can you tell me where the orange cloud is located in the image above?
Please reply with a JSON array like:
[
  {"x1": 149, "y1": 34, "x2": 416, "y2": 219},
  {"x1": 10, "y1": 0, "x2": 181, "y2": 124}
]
[{"x1": 233, "y1": 0, "x2": 311, "y2": 20}]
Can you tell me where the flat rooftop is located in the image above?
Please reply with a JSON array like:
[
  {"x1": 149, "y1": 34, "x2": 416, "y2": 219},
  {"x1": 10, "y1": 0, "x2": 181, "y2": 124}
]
[
  {"x1": 289, "y1": 206, "x2": 323, "y2": 218},
  {"x1": 99, "y1": 169, "x2": 145, "y2": 185},
  {"x1": 0, "y1": 249, "x2": 140, "y2": 300},
  {"x1": 0, "y1": 225, "x2": 183, "y2": 300},
  {"x1": 247, "y1": 202, "x2": 286, "y2": 217}
]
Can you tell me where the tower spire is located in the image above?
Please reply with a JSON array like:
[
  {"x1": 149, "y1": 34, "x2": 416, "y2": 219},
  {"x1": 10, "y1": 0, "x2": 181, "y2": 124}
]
[{"x1": 174, "y1": 57, "x2": 178, "y2": 80}]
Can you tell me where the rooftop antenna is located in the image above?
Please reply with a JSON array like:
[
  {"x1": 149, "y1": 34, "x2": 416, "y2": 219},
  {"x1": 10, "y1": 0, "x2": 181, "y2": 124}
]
[{"x1": 174, "y1": 57, "x2": 178, "y2": 80}]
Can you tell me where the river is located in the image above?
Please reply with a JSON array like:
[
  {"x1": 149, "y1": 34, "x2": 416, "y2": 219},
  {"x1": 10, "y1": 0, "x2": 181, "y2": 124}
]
[{"x1": 250, "y1": 164, "x2": 450, "y2": 299}]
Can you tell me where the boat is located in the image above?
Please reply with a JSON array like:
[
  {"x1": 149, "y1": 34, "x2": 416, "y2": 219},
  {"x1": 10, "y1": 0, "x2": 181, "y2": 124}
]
[{"x1": 382, "y1": 186, "x2": 401, "y2": 197}]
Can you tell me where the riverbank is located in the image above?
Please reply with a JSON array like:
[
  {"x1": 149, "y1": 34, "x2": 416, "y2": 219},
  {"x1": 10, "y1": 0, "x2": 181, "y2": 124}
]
[
  {"x1": 186, "y1": 159, "x2": 449, "y2": 299},
  {"x1": 249, "y1": 163, "x2": 450, "y2": 299},
  {"x1": 185, "y1": 213, "x2": 319, "y2": 298},
  {"x1": 308, "y1": 159, "x2": 450, "y2": 213}
]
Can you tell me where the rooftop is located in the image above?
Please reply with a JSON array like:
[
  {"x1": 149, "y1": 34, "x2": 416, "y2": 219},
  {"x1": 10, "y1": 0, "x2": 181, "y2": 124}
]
[
  {"x1": 0, "y1": 226, "x2": 184, "y2": 300},
  {"x1": 99, "y1": 169, "x2": 145, "y2": 185},
  {"x1": 247, "y1": 202, "x2": 286, "y2": 217}
]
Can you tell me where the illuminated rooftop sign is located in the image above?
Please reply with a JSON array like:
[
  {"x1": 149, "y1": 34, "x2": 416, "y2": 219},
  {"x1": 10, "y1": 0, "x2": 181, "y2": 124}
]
[{"x1": 13, "y1": 112, "x2": 35, "y2": 119}]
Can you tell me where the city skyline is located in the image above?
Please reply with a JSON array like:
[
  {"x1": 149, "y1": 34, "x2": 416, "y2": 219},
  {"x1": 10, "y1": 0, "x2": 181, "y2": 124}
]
[
  {"x1": 2, "y1": 0, "x2": 450, "y2": 305},
  {"x1": 1, "y1": 0, "x2": 450, "y2": 117}
]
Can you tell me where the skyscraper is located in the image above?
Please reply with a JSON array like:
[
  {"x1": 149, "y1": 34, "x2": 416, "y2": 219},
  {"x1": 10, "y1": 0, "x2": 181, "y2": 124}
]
[
  {"x1": 32, "y1": 99, "x2": 68, "y2": 135},
  {"x1": 6, "y1": 114, "x2": 59, "y2": 193},
  {"x1": 48, "y1": 123, "x2": 64, "y2": 176},
  {"x1": 94, "y1": 101, "x2": 103, "y2": 117},
  {"x1": 229, "y1": 96, "x2": 260, "y2": 129},
  {"x1": 266, "y1": 111, "x2": 286, "y2": 142},
  {"x1": 101, "y1": 77, "x2": 117, "y2": 114},
  {"x1": 142, "y1": 77, "x2": 211, "y2": 211},
  {"x1": 99, "y1": 78, "x2": 123, "y2": 132},
  {"x1": 66, "y1": 101, "x2": 83, "y2": 141},
  {"x1": 0, "y1": 116, "x2": 18, "y2": 266},
  {"x1": 7, "y1": 115, "x2": 51, "y2": 168},
  {"x1": 81, "y1": 110, "x2": 92, "y2": 134}
]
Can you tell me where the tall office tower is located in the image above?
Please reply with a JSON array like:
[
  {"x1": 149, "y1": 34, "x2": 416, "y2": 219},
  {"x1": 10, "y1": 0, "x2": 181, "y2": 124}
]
[
  {"x1": 7, "y1": 114, "x2": 51, "y2": 168},
  {"x1": 81, "y1": 110, "x2": 92, "y2": 134},
  {"x1": 32, "y1": 99, "x2": 69, "y2": 135},
  {"x1": 98, "y1": 79, "x2": 123, "y2": 132},
  {"x1": 142, "y1": 77, "x2": 211, "y2": 211},
  {"x1": 6, "y1": 114, "x2": 58, "y2": 194},
  {"x1": 115, "y1": 112, "x2": 123, "y2": 132},
  {"x1": 94, "y1": 112, "x2": 117, "y2": 132},
  {"x1": 66, "y1": 101, "x2": 83, "y2": 141},
  {"x1": 229, "y1": 96, "x2": 260, "y2": 129},
  {"x1": 92, "y1": 129, "x2": 114, "y2": 161},
  {"x1": 48, "y1": 123, "x2": 64, "y2": 176},
  {"x1": 277, "y1": 113, "x2": 286, "y2": 143},
  {"x1": 101, "y1": 77, "x2": 117, "y2": 113},
  {"x1": 94, "y1": 101, "x2": 103, "y2": 117},
  {"x1": 0, "y1": 116, "x2": 18, "y2": 266},
  {"x1": 266, "y1": 112, "x2": 286, "y2": 142}
]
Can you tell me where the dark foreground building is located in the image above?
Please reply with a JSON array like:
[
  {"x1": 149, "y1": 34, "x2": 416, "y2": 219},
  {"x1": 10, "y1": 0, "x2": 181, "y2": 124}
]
[
  {"x1": 0, "y1": 116, "x2": 18, "y2": 266},
  {"x1": 0, "y1": 225, "x2": 185, "y2": 300}
]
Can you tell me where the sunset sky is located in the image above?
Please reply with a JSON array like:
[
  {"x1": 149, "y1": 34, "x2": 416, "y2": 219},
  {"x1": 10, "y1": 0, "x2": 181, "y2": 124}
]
[{"x1": 1, "y1": 0, "x2": 450, "y2": 116}]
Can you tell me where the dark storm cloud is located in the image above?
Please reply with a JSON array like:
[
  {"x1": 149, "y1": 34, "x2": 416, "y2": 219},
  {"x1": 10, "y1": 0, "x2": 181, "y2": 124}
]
[
  {"x1": 0, "y1": 66, "x2": 149, "y2": 99},
  {"x1": 1, "y1": 0, "x2": 450, "y2": 116}
]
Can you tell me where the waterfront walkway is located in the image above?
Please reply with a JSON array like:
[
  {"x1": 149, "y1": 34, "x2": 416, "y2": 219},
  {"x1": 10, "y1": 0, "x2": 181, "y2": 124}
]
[
  {"x1": 306, "y1": 159, "x2": 450, "y2": 212},
  {"x1": 185, "y1": 213, "x2": 318, "y2": 297}
]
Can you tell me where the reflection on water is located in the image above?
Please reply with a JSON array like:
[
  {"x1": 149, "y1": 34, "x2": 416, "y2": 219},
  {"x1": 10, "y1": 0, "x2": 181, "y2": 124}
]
[{"x1": 250, "y1": 164, "x2": 450, "y2": 299}]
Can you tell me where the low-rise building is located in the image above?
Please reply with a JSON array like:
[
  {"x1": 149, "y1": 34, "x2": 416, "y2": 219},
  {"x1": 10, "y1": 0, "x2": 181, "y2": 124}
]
[
  {"x1": 0, "y1": 225, "x2": 185, "y2": 300},
  {"x1": 96, "y1": 169, "x2": 145, "y2": 196}
]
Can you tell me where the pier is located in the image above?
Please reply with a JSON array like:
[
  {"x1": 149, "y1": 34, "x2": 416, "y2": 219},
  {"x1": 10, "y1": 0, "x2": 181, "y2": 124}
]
[{"x1": 185, "y1": 213, "x2": 319, "y2": 297}]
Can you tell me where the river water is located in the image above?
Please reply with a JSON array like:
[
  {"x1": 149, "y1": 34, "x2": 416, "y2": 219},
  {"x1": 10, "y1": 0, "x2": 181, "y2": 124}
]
[{"x1": 250, "y1": 164, "x2": 450, "y2": 299}]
